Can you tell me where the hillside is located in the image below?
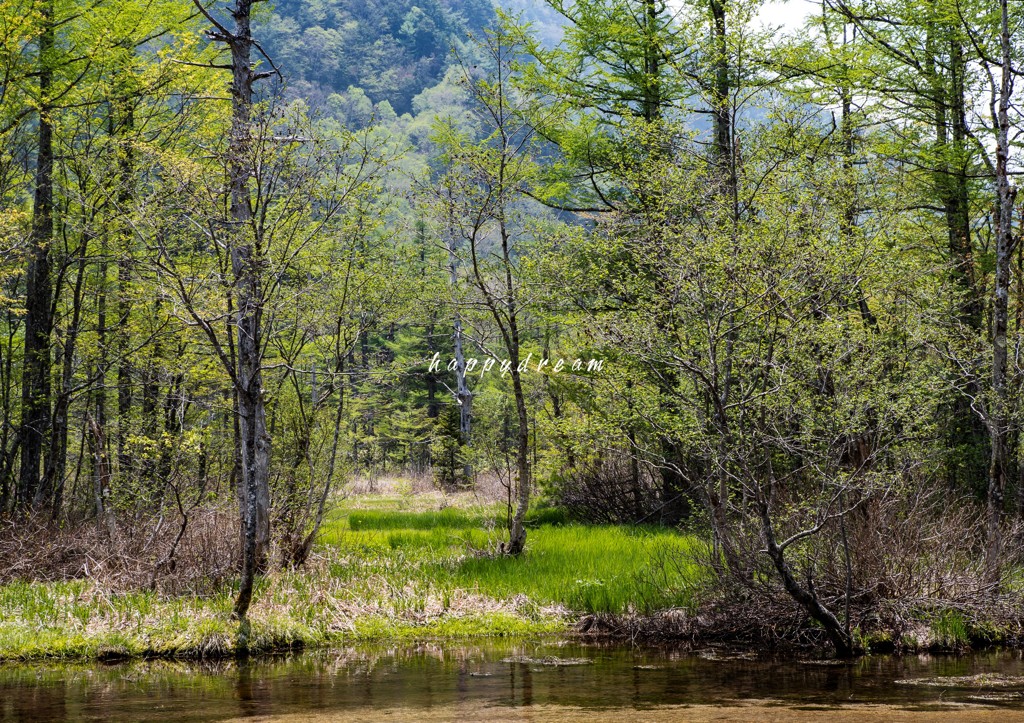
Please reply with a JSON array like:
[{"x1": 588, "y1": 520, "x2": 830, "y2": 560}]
[{"x1": 257, "y1": 0, "x2": 496, "y2": 115}]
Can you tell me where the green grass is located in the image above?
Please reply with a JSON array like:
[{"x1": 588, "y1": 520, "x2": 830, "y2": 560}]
[
  {"x1": 453, "y1": 525, "x2": 703, "y2": 614},
  {"x1": 0, "y1": 499, "x2": 705, "y2": 661},
  {"x1": 348, "y1": 508, "x2": 491, "y2": 531},
  {"x1": 0, "y1": 580, "x2": 246, "y2": 660},
  {"x1": 930, "y1": 609, "x2": 970, "y2": 649},
  {"x1": 327, "y1": 505, "x2": 705, "y2": 615},
  {"x1": 344, "y1": 504, "x2": 570, "y2": 533}
]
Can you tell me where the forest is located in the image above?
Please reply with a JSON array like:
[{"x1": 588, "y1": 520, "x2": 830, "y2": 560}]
[{"x1": 0, "y1": 0, "x2": 1021, "y2": 663}]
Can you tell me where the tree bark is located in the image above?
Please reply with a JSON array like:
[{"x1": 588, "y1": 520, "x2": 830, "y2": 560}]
[
  {"x1": 985, "y1": 0, "x2": 1017, "y2": 583},
  {"x1": 46, "y1": 241, "x2": 89, "y2": 515},
  {"x1": 193, "y1": 0, "x2": 273, "y2": 621},
  {"x1": 641, "y1": 0, "x2": 662, "y2": 124},
  {"x1": 20, "y1": 1, "x2": 55, "y2": 511},
  {"x1": 115, "y1": 106, "x2": 134, "y2": 476},
  {"x1": 500, "y1": 216, "x2": 530, "y2": 554},
  {"x1": 506, "y1": 366, "x2": 530, "y2": 555},
  {"x1": 444, "y1": 202, "x2": 472, "y2": 477},
  {"x1": 758, "y1": 495, "x2": 853, "y2": 657},
  {"x1": 709, "y1": 0, "x2": 732, "y2": 183}
]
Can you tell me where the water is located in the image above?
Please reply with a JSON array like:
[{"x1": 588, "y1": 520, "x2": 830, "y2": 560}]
[{"x1": 3, "y1": 640, "x2": 1024, "y2": 721}]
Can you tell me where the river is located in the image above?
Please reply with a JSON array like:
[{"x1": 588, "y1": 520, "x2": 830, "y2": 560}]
[{"x1": 3, "y1": 640, "x2": 1024, "y2": 720}]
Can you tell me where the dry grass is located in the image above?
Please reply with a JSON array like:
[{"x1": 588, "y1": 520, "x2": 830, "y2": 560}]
[
  {"x1": 0, "y1": 507, "x2": 239, "y2": 595},
  {"x1": 345, "y1": 471, "x2": 514, "y2": 510}
]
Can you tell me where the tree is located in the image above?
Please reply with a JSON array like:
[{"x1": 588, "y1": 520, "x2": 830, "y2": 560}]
[
  {"x1": 982, "y1": 0, "x2": 1019, "y2": 579},
  {"x1": 825, "y1": 0, "x2": 1023, "y2": 580},
  {"x1": 520, "y1": 0, "x2": 727, "y2": 524},
  {"x1": 0, "y1": 0, "x2": 207, "y2": 514},
  {"x1": 19, "y1": 0, "x2": 55, "y2": 511},
  {"x1": 435, "y1": 27, "x2": 543, "y2": 554},
  {"x1": 820, "y1": 0, "x2": 991, "y2": 501},
  {"x1": 189, "y1": 0, "x2": 276, "y2": 620}
]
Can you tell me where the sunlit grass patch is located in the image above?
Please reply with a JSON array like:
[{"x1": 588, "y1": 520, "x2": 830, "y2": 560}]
[
  {"x1": 348, "y1": 508, "x2": 492, "y2": 531},
  {"x1": 452, "y1": 525, "x2": 705, "y2": 614},
  {"x1": 326, "y1": 505, "x2": 706, "y2": 615}
]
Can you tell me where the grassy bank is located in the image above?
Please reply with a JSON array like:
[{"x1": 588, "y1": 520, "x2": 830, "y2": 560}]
[{"x1": 0, "y1": 494, "x2": 705, "y2": 661}]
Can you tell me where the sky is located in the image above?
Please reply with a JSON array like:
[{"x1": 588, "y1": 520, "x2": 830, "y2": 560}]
[{"x1": 756, "y1": 0, "x2": 817, "y2": 33}]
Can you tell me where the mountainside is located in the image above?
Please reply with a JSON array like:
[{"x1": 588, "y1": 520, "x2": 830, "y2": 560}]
[{"x1": 257, "y1": 0, "x2": 496, "y2": 115}]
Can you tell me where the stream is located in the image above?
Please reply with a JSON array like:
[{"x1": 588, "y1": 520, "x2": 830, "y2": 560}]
[{"x1": 4, "y1": 640, "x2": 1024, "y2": 720}]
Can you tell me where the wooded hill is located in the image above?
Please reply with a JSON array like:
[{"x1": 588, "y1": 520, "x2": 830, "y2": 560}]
[{"x1": 257, "y1": 0, "x2": 496, "y2": 114}]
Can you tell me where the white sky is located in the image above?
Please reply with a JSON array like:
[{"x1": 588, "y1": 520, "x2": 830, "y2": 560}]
[{"x1": 756, "y1": 0, "x2": 818, "y2": 33}]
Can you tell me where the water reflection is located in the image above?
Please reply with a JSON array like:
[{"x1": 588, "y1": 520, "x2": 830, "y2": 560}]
[{"x1": 1, "y1": 642, "x2": 1024, "y2": 721}]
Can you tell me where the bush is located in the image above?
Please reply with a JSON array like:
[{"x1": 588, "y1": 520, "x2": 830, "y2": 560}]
[{"x1": 549, "y1": 452, "x2": 662, "y2": 524}]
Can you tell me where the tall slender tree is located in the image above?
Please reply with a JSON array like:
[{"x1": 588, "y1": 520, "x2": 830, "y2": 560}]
[
  {"x1": 19, "y1": 0, "x2": 55, "y2": 511},
  {"x1": 191, "y1": 0, "x2": 273, "y2": 619}
]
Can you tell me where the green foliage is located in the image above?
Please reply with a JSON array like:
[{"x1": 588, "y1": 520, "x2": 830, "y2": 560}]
[
  {"x1": 429, "y1": 405, "x2": 468, "y2": 489},
  {"x1": 257, "y1": 0, "x2": 495, "y2": 115},
  {"x1": 931, "y1": 610, "x2": 970, "y2": 649}
]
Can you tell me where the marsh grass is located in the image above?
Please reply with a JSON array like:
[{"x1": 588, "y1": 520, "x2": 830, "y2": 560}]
[
  {"x1": 348, "y1": 509, "x2": 489, "y2": 531},
  {"x1": 327, "y1": 506, "x2": 705, "y2": 615},
  {"x1": 929, "y1": 609, "x2": 970, "y2": 649},
  {"x1": 344, "y1": 505, "x2": 569, "y2": 533},
  {"x1": 454, "y1": 526, "x2": 704, "y2": 614},
  {"x1": 0, "y1": 499, "x2": 703, "y2": 661}
]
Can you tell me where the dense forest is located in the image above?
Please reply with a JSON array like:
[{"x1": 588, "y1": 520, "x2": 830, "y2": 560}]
[{"x1": 0, "y1": 0, "x2": 1022, "y2": 658}]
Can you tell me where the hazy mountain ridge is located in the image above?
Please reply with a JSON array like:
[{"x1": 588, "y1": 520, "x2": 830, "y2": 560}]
[{"x1": 257, "y1": 0, "x2": 565, "y2": 116}]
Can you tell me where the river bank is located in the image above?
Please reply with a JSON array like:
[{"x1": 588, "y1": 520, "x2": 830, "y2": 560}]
[
  {"x1": 0, "y1": 484, "x2": 1020, "y2": 662},
  {"x1": 0, "y1": 486, "x2": 703, "y2": 661}
]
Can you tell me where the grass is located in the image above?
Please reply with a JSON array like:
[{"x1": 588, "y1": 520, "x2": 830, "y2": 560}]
[
  {"x1": 347, "y1": 508, "x2": 491, "y2": 531},
  {"x1": 344, "y1": 504, "x2": 570, "y2": 532},
  {"x1": 454, "y1": 525, "x2": 703, "y2": 614},
  {"x1": 326, "y1": 503, "x2": 705, "y2": 614},
  {"x1": 0, "y1": 497, "x2": 705, "y2": 661},
  {"x1": 930, "y1": 609, "x2": 970, "y2": 649},
  {"x1": 331, "y1": 518, "x2": 702, "y2": 614}
]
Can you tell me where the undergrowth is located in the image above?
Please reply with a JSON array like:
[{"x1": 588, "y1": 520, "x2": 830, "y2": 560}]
[{"x1": 0, "y1": 499, "x2": 704, "y2": 661}]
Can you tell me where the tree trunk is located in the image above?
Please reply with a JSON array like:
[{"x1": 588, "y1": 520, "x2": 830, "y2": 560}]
[
  {"x1": 20, "y1": 1, "x2": 55, "y2": 511},
  {"x1": 95, "y1": 146, "x2": 111, "y2": 524},
  {"x1": 642, "y1": 0, "x2": 661, "y2": 124},
  {"x1": 445, "y1": 211, "x2": 472, "y2": 475},
  {"x1": 758, "y1": 495, "x2": 853, "y2": 657},
  {"x1": 709, "y1": 0, "x2": 732, "y2": 182},
  {"x1": 140, "y1": 317, "x2": 161, "y2": 495},
  {"x1": 88, "y1": 413, "x2": 114, "y2": 536},
  {"x1": 985, "y1": 0, "x2": 1017, "y2": 583},
  {"x1": 194, "y1": 0, "x2": 272, "y2": 621},
  {"x1": 0, "y1": 314, "x2": 17, "y2": 512},
  {"x1": 501, "y1": 223, "x2": 529, "y2": 555},
  {"x1": 290, "y1": 349, "x2": 346, "y2": 567},
  {"x1": 46, "y1": 242, "x2": 89, "y2": 515},
  {"x1": 506, "y1": 367, "x2": 530, "y2": 555},
  {"x1": 230, "y1": 1, "x2": 271, "y2": 622},
  {"x1": 115, "y1": 107, "x2": 134, "y2": 476},
  {"x1": 921, "y1": 13, "x2": 988, "y2": 492}
]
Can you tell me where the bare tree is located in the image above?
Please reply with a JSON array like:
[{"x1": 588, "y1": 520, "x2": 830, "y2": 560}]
[
  {"x1": 438, "y1": 28, "x2": 541, "y2": 554},
  {"x1": 190, "y1": 0, "x2": 274, "y2": 619}
]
